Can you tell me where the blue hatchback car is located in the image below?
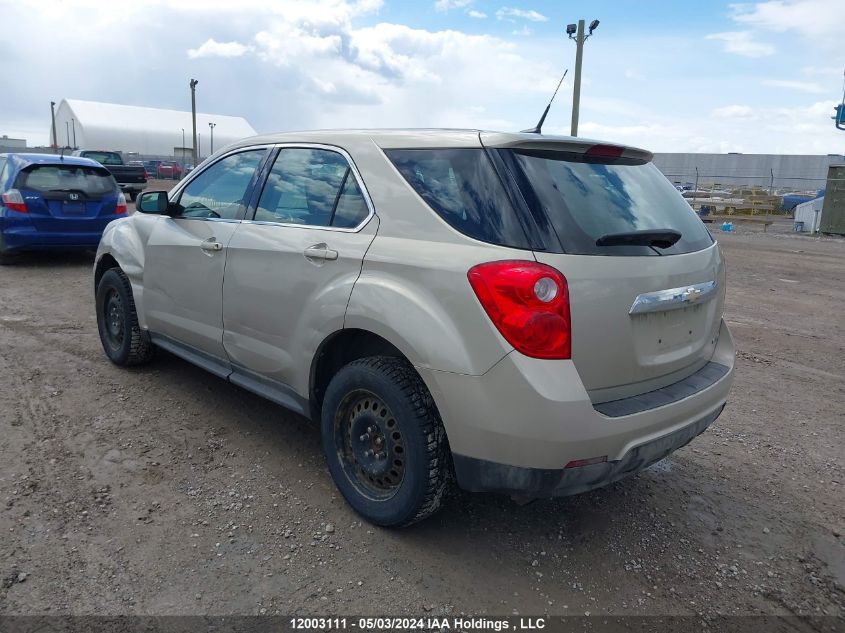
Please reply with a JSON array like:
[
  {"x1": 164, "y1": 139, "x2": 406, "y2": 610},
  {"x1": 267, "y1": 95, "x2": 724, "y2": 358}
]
[{"x1": 0, "y1": 153, "x2": 126, "y2": 262}]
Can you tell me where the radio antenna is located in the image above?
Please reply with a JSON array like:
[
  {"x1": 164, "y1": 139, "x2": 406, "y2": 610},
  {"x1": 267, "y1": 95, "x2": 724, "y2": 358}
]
[{"x1": 521, "y1": 69, "x2": 568, "y2": 134}]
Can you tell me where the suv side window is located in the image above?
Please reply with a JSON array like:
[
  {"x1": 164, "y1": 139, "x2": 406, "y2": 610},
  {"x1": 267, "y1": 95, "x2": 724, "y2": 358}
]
[
  {"x1": 254, "y1": 148, "x2": 370, "y2": 228},
  {"x1": 176, "y1": 150, "x2": 265, "y2": 220},
  {"x1": 0, "y1": 158, "x2": 7, "y2": 186}
]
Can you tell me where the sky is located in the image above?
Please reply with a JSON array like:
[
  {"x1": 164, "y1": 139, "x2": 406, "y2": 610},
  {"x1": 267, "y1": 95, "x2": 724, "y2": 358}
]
[{"x1": 0, "y1": 0, "x2": 843, "y2": 154}]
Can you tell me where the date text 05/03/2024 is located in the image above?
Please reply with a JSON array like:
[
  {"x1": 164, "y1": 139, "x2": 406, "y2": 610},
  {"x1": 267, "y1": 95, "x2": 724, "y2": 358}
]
[{"x1": 289, "y1": 617, "x2": 548, "y2": 630}]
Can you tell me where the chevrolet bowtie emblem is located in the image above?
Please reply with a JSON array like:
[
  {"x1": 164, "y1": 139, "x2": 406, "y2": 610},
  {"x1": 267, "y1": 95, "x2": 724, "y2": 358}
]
[{"x1": 683, "y1": 287, "x2": 702, "y2": 302}]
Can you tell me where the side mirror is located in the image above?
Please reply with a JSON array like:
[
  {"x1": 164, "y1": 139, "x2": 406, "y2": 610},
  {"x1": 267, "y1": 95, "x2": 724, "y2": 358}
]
[{"x1": 136, "y1": 191, "x2": 169, "y2": 214}]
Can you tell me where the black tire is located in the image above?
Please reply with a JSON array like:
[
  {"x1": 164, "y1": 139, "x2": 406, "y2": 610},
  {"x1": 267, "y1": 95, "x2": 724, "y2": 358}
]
[
  {"x1": 129, "y1": 192, "x2": 138, "y2": 202},
  {"x1": 321, "y1": 356, "x2": 451, "y2": 527},
  {"x1": 95, "y1": 268, "x2": 154, "y2": 366}
]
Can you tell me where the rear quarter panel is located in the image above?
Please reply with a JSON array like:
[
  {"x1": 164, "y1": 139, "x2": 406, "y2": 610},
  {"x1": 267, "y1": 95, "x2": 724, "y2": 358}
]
[{"x1": 341, "y1": 137, "x2": 525, "y2": 376}]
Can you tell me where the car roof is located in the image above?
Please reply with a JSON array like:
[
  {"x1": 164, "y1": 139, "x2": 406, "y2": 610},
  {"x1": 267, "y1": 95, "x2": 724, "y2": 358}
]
[
  {"x1": 0, "y1": 152, "x2": 106, "y2": 170},
  {"x1": 230, "y1": 128, "x2": 652, "y2": 160}
]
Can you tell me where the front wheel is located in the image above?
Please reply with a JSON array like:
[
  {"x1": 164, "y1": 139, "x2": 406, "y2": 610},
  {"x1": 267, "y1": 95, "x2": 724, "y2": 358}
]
[
  {"x1": 321, "y1": 356, "x2": 451, "y2": 527},
  {"x1": 95, "y1": 268, "x2": 154, "y2": 366}
]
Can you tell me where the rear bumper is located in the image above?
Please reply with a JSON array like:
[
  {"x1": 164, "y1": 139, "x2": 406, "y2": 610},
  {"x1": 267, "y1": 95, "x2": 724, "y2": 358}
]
[
  {"x1": 118, "y1": 183, "x2": 145, "y2": 193},
  {"x1": 1, "y1": 224, "x2": 107, "y2": 251},
  {"x1": 418, "y1": 319, "x2": 735, "y2": 495},
  {"x1": 452, "y1": 404, "x2": 723, "y2": 497}
]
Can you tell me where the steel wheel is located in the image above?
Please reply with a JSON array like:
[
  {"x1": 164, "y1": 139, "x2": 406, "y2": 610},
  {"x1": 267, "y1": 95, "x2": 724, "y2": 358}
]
[
  {"x1": 103, "y1": 288, "x2": 125, "y2": 351},
  {"x1": 333, "y1": 389, "x2": 406, "y2": 500}
]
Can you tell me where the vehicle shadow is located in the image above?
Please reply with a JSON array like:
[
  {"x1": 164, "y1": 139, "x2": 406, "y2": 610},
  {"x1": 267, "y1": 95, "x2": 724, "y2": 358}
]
[
  {"x1": 145, "y1": 346, "x2": 691, "y2": 543},
  {"x1": 1, "y1": 250, "x2": 95, "y2": 268}
]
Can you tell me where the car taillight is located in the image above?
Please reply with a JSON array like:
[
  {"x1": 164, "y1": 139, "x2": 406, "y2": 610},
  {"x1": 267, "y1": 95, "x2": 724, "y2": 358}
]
[
  {"x1": 1, "y1": 189, "x2": 27, "y2": 213},
  {"x1": 115, "y1": 192, "x2": 127, "y2": 215},
  {"x1": 467, "y1": 260, "x2": 571, "y2": 359},
  {"x1": 143, "y1": 169, "x2": 149, "y2": 180}
]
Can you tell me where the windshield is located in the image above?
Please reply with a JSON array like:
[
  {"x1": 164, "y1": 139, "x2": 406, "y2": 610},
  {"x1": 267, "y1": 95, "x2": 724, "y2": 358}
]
[
  {"x1": 501, "y1": 149, "x2": 714, "y2": 256},
  {"x1": 16, "y1": 164, "x2": 118, "y2": 197}
]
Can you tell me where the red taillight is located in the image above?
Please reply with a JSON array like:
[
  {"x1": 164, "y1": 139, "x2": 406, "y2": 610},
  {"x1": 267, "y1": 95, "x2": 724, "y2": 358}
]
[
  {"x1": 143, "y1": 169, "x2": 149, "y2": 180},
  {"x1": 1, "y1": 189, "x2": 27, "y2": 213},
  {"x1": 468, "y1": 260, "x2": 571, "y2": 359},
  {"x1": 115, "y1": 192, "x2": 127, "y2": 215}
]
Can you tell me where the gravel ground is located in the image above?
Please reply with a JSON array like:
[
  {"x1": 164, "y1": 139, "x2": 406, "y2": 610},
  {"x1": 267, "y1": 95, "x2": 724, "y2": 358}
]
[{"x1": 0, "y1": 224, "x2": 843, "y2": 618}]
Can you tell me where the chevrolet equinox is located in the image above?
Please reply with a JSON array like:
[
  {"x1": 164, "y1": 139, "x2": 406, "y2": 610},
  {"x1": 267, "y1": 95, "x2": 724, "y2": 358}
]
[{"x1": 94, "y1": 130, "x2": 735, "y2": 526}]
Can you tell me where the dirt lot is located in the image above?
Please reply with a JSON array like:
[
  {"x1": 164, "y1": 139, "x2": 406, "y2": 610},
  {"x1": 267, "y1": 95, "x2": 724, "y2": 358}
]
[{"x1": 0, "y1": 224, "x2": 843, "y2": 618}]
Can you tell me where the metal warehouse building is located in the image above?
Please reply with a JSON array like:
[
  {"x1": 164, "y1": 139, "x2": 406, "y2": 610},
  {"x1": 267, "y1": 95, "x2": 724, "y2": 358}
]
[
  {"x1": 653, "y1": 153, "x2": 844, "y2": 191},
  {"x1": 52, "y1": 99, "x2": 257, "y2": 157}
]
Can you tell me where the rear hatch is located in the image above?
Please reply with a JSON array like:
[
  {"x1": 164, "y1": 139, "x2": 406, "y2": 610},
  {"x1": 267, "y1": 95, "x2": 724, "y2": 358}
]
[
  {"x1": 16, "y1": 164, "x2": 121, "y2": 232},
  {"x1": 482, "y1": 134, "x2": 725, "y2": 402}
]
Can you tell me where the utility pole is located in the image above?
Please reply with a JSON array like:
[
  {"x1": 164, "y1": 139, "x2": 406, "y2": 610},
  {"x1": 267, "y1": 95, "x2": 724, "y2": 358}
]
[
  {"x1": 567, "y1": 19, "x2": 599, "y2": 137},
  {"x1": 208, "y1": 122, "x2": 216, "y2": 154},
  {"x1": 71, "y1": 118, "x2": 77, "y2": 148},
  {"x1": 50, "y1": 101, "x2": 58, "y2": 152},
  {"x1": 190, "y1": 78, "x2": 199, "y2": 166},
  {"x1": 65, "y1": 121, "x2": 70, "y2": 148},
  {"x1": 181, "y1": 128, "x2": 185, "y2": 161}
]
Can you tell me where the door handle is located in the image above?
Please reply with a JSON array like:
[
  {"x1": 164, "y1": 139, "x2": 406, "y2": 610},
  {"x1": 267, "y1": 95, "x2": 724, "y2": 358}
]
[
  {"x1": 200, "y1": 239, "x2": 224, "y2": 252},
  {"x1": 303, "y1": 243, "x2": 338, "y2": 262}
]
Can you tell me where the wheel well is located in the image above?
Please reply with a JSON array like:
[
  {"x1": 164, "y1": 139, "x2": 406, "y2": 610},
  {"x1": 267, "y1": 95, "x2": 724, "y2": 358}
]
[
  {"x1": 310, "y1": 329, "x2": 407, "y2": 419},
  {"x1": 94, "y1": 254, "x2": 120, "y2": 294}
]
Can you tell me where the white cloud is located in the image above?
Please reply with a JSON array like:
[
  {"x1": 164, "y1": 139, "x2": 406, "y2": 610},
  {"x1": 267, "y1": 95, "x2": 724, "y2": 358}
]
[
  {"x1": 761, "y1": 79, "x2": 826, "y2": 93},
  {"x1": 512, "y1": 25, "x2": 532, "y2": 36},
  {"x1": 435, "y1": 0, "x2": 472, "y2": 11},
  {"x1": 730, "y1": 0, "x2": 845, "y2": 46},
  {"x1": 495, "y1": 7, "x2": 548, "y2": 22},
  {"x1": 187, "y1": 38, "x2": 251, "y2": 58},
  {"x1": 576, "y1": 100, "x2": 840, "y2": 154},
  {"x1": 705, "y1": 31, "x2": 775, "y2": 57},
  {"x1": 711, "y1": 105, "x2": 756, "y2": 119},
  {"x1": 467, "y1": 9, "x2": 487, "y2": 18},
  {"x1": 624, "y1": 69, "x2": 645, "y2": 81}
]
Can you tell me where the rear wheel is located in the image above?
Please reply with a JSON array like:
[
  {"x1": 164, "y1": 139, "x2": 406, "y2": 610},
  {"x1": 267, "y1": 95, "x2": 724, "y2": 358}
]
[
  {"x1": 129, "y1": 192, "x2": 138, "y2": 202},
  {"x1": 321, "y1": 356, "x2": 451, "y2": 527},
  {"x1": 96, "y1": 268, "x2": 154, "y2": 366}
]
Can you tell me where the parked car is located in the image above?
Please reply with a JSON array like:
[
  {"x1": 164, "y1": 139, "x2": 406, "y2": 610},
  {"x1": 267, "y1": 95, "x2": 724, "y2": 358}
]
[
  {"x1": 93, "y1": 130, "x2": 735, "y2": 526},
  {"x1": 71, "y1": 150, "x2": 146, "y2": 201},
  {"x1": 156, "y1": 161, "x2": 182, "y2": 180},
  {"x1": 0, "y1": 153, "x2": 126, "y2": 263},
  {"x1": 143, "y1": 160, "x2": 162, "y2": 178}
]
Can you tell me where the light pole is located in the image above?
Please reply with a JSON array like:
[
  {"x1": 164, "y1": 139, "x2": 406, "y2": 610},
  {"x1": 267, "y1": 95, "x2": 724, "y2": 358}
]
[
  {"x1": 567, "y1": 18, "x2": 599, "y2": 137},
  {"x1": 71, "y1": 118, "x2": 77, "y2": 148},
  {"x1": 208, "y1": 122, "x2": 216, "y2": 154},
  {"x1": 181, "y1": 128, "x2": 185, "y2": 162},
  {"x1": 198, "y1": 133, "x2": 202, "y2": 160},
  {"x1": 190, "y1": 78, "x2": 199, "y2": 165},
  {"x1": 50, "y1": 101, "x2": 58, "y2": 152},
  {"x1": 65, "y1": 121, "x2": 70, "y2": 148}
]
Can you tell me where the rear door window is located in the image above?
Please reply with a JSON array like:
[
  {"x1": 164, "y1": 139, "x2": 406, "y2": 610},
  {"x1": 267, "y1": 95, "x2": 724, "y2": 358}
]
[
  {"x1": 16, "y1": 165, "x2": 117, "y2": 197},
  {"x1": 254, "y1": 148, "x2": 370, "y2": 228},
  {"x1": 385, "y1": 148, "x2": 530, "y2": 249},
  {"x1": 502, "y1": 149, "x2": 713, "y2": 256}
]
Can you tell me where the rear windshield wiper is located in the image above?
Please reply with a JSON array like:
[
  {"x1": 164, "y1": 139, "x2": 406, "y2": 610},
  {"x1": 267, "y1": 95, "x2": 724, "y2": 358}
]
[{"x1": 595, "y1": 229, "x2": 682, "y2": 249}]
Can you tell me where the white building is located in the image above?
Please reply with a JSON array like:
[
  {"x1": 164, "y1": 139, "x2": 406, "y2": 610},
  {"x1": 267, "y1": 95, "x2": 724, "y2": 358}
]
[
  {"x1": 794, "y1": 196, "x2": 825, "y2": 233},
  {"x1": 52, "y1": 99, "x2": 257, "y2": 157}
]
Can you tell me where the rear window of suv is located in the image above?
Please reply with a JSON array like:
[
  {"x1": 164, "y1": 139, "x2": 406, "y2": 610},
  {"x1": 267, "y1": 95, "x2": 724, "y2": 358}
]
[
  {"x1": 16, "y1": 165, "x2": 117, "y2": 197},
  {"x1": 385, "y1": 148, "x2": 531, "y2": 249},
  {"x1": 501, "y1": 148, "x2": 714, "y2": 256}
]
